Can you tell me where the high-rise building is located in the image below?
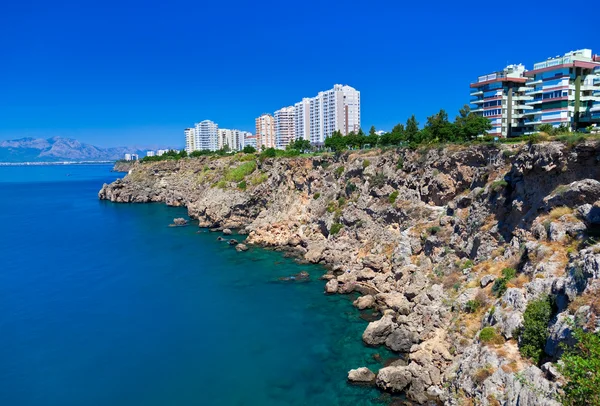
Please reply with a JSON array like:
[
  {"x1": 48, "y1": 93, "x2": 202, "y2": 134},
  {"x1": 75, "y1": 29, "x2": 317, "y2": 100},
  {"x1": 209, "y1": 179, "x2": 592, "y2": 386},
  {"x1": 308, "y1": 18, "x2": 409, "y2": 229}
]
[
  {"x1": 523, "y1": 49, "x2": 600, "y2": 131},
  {"x1": 274, "y1": 106, "x2": 296, "y2": 149},
  {"x1": 294, "y1": 98, "x2": 311, "y2": 142},
  {"x1": 218, "y1": 128, "x2": 249, "y2": 151},
  {"x1": 192, "y1": 120, "x2": 219, "y2": 152},
  {"x1": 184, "y1": 128, "x2": 196, "y2": 153},
  {"x1": 255, "y1": 114, "x2": 275, "y2": 150},
  {"x1": 146, "y1": 150, "x2": 155, "y2": 157},
  {"x1": 470, "y1": 64, "x2": 532, "y2": 137}
]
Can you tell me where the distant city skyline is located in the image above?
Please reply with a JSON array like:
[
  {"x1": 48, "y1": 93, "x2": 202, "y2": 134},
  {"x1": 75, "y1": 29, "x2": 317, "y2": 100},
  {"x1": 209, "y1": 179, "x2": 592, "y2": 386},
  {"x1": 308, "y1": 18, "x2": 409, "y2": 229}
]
[{"x1": 1, "y1": 0, "x2": 598, "y2": 147}]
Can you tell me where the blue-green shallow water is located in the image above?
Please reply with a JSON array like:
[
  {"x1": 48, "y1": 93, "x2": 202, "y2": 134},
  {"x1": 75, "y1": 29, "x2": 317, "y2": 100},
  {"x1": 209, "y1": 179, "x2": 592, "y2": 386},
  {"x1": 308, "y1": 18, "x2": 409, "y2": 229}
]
[{"x1": 0, "y1": 165, "x2": 395, "y2": 406}]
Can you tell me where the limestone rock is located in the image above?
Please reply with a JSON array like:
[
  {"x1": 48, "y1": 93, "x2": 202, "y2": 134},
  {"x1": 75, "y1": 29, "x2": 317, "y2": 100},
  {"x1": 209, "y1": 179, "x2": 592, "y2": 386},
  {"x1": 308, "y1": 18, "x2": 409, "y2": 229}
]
[
  {"x1": 347, "y1": 367, "x2": 376, "y2": 383},
  {"x1": 354, "y1": 295, "x2": 375, "y2": 310},
  {"x1": 325, "y1": 279, "x2": 338, "y2": 294},
  {"x1": 235, "y1": 243, "x2": 249, "y2": 252},
  {"x1": 363, "y1": 314, "x2": 397, "y2": 346},
  {"x1": 480, "y1": 274, "x2": 496, "y2": 288}
]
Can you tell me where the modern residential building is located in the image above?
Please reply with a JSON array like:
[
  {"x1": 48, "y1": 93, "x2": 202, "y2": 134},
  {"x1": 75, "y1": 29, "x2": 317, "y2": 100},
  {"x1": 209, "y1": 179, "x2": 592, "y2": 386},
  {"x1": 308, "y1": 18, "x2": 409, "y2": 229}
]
[
  {"x1": 255, "y1": 114, "x2": 275, "y2": 150},
  {"x1": 470, "y1": 64, "x2": 532, "y2": 137},
  {"x1": 307, "y1": 84, "x2": 361, "y2": 144},
  {"x1": 274, "y1": 106, "x2": 296, "y2": 149},
  {"x1": 244, "y1": 134, "x2": 257, "y2": 149},
  {"x1": 184, "y1": 128, "x2": 196, "y2": 153},
  {"x1": 124, "y1": 153, "x2": 138, "y2": 161},
  {"x1": 523, "y1": 49, "x2": 600, "y2": 131},
  {"x1": 218, "y1": 128, "x2": 249, "y2": 151},
  {"x1": 146, "y1": 150, "x2": 155, "y2": 157},
  {"x1": 294, "y1": 98, "x2": 311, "y2": 142},
  {"x1": 156, "y1": 149, "x2": 168, "y2": 156}
]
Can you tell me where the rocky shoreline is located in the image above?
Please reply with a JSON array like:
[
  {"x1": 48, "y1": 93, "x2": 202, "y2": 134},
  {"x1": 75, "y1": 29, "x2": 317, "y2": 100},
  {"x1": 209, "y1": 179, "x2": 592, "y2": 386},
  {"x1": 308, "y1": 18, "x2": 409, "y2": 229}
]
[{"x1": 99, "y1": 141, "x2": 600, "y2": 405}]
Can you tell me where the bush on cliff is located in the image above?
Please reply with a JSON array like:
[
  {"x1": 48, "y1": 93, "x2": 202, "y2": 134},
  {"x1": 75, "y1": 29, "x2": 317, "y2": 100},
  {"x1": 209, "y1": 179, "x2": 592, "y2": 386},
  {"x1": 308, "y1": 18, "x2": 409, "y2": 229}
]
[
  {"x1": 559, "y1": 328, "x2": 600, "y2": 406},
  {"x1": 225, "y1": 161, "x2": 256, "y2": 182},
  {"x1": 518, "y1": 295, "x2": 553, "y2": 363},
  {"x1": 330, "y1": 223, "x2": 342, "y2": 235},
  {"x1": 491, "y1": 267, "x2": 516, "y2": 297}
]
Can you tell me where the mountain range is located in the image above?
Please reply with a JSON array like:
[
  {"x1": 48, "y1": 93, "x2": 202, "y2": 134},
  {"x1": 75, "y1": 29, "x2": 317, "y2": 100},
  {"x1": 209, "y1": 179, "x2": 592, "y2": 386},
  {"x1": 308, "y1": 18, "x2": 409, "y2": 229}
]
[{"x1": 0, "y1": 137, "x2": 172, "y2": 162}]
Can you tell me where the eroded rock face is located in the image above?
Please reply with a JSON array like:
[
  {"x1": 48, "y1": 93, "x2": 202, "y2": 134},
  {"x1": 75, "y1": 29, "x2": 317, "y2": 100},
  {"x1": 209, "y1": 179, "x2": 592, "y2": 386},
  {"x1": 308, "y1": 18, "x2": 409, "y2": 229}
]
[
  {"x1": 100, "y1": 141, "x2": 600, "y2": 404},
  {"x1": 348, "y1": 367, "x2": 376, "y2": 383}
]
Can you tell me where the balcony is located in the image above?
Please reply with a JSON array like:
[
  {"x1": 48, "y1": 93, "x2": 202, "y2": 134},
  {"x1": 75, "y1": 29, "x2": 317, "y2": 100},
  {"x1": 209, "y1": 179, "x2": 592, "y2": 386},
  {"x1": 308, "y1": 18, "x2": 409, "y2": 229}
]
[
  {"x1": 471, "y1": 99, "x2": 485, "y2": 104},
  {"x1": 470, "y1": 90, "x2": 483, "y2": 96},
  {"x1": 526, "y1": 79, "x2": 542, "y2": 86},
  {"x1": 580, "y1": 95, "x2": 600, "y2": 102}
]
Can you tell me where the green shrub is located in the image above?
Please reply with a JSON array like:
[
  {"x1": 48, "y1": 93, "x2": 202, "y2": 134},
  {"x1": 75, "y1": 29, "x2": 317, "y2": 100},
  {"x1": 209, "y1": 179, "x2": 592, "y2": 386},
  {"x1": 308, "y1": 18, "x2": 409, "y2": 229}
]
[
  {"x1": 559, "y1": 328, "x2": 600, "y2": 406},
  {"x1": 338, "y1": 197, "x2": 346, "y2": 206},
  {"x1": 465, "y1": 300, "x2": 481, "y2": 313},
  {"x1": 502, "y1": 149, "x2": 516, "y2": 158},
  {"x1": 237, "y1": 180, "x2": 247, "y2": 190},
  {"x1": 397, "y1": 156, "x2": 404, "y2": 170},
  {"x1": 389, "y1": 190, "x2": 399, "y2": 204},
  {"x1": 491, "y1": 267, "x2": 517, "y2": 297},
  {"x1": 260, "y1": 148, "x2": 277, "y2": 158},
  {"x1": 518, "y1": 296, "x2": 553, "y2": 363},
  {"x1": 224, "y1": 161, "x2": 256, "y2": 182},
  {"x1": 330, "y1": 223, "x2": 343, "y2": 235},
  {"x1": 490, "y1": 179, "x2": 508, "y2": 192},
  {"x1": 369, "y1": 172, "x2": 386, "y2": 188},
  {"x1": 334, "y1": 166, "x2": 344, "y2": 179},
  {"x1": 427, "y1": 226, "x2": 441, "y2": 235},
  {"x1": 462, "y1": 259, "x2": 474, "y2": 270},
  {"x1": 326, "y1": 201, "x2": 336, "y2": 213},
  {"x1": 479, "y1": 327, "x2": 498, "y2": 343},
  {"x1": 346, "y1": 181, "x2": 357, "y2": 195},
  {"x1": 242, "y1": 145, "x2": 256, "y2": 154},
  {"x1": 313, "y1": 192, "x2": 321, "y2": 200},
  {"x1": 251, "y1": 173, "x2": 268, "y2": 185},
  {"x1": 363, "y1": 159, "x2": 371, "y2": 168},
  {"x1": 214, "y1": 180, "x2": 228, "y2": 189}
]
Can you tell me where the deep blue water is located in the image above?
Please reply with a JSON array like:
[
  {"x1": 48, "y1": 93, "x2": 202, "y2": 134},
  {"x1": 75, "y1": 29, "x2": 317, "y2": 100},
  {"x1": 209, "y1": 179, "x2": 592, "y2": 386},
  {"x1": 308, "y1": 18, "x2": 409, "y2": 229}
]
[{"x1": 0, "y1": 165, "x2": 393, "y2": 406}]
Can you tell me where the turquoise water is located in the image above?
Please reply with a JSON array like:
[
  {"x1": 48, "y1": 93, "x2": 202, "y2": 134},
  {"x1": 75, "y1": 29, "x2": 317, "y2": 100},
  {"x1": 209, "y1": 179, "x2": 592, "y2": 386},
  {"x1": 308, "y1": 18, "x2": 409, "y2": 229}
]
[{"x1": 0, "y1": 165, "x2": 394, "y2": 405}]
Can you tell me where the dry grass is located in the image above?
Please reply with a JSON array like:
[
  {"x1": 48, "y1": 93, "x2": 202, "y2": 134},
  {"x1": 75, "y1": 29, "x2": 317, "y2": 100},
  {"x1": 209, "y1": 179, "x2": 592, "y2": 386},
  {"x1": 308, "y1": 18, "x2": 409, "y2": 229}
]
[
  {"x1": 549, "y1": 206, "x2": 573, "y2": 220},
  {"x1": 473, "y1": 365, "x2": 495, "y2": 385},
  {"x1": 501, "y1": 361, "x2": 520, "y2": 373},
  {"x1": 568, "y1": 285, "x2": 600, "y2": 318},
  {"x1": 480, "y1": 214, "x2": 498, "y2": 232},
  {"x1": 507, "y1": 273, "x2": 530, "y2": 289}
]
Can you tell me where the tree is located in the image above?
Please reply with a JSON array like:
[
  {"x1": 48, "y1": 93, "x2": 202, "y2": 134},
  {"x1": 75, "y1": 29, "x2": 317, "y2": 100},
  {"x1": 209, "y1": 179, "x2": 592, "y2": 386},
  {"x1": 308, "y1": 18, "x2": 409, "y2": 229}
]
[
  {"x1": 559, "y1": 328, "x2": 600, "y2": 406},
  {"x1": 518, "y1": 296, "x2": 553, "y2": 363},
  {"x1": 405, "y1": 115, "x2": 420, "y2": 142},
  {"x1": 286, "y1": 138, "x2": 311, "y2": 152},
  {"x1": 242, "y1": 145, "x2": 256, "y2": 154},
  {"x1": 455, "y1": 105, "x2": 492, "y2": 139},
  {"x1": 324, "y1": 130, "x2": 346, "y2": 151},
  {"x1": 538, "y1": 123, "x2": 554, "y2": 135},
  {"x1": 423, "y1": 109, "x2": 457, "y2": 143},
  {"x1": 369, "y1": 125, "x2": 377, "y2": 136}
]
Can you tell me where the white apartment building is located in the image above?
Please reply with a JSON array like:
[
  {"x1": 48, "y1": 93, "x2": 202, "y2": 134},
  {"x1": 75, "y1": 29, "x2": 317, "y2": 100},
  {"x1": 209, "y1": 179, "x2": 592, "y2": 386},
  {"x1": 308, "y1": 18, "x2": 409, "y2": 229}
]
[
  {"x1": 291, "y1": 84, "x2": 361, "y2": 144},
  {"x1": 218, "y1": 128, "x2": 250, "y2": 151},
  {"x1": 146, "y1": 150, "x2": 155, "y2": 157},
  {"x1": 255, "y1": 114, "x2": 276, "y2": 150},
  {"x1": 274, "y1": 106, "x2": 296, "y2": 149},
  {"x1": 184, "y1": 128, "x2": 195, "y2": 153},
  {"x1": 156, "y1": 149, "x2": 168, "y2": 156},
  {"x1": 294, "y1": 98, "x2": 311, "y2": 142}
]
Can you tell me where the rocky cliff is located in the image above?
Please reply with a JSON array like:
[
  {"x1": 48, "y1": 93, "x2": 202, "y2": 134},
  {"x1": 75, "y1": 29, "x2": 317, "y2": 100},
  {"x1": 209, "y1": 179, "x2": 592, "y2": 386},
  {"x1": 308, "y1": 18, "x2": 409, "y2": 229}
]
[{"x1": 99, "y1": 141, "x2": 600, "y2": 405}]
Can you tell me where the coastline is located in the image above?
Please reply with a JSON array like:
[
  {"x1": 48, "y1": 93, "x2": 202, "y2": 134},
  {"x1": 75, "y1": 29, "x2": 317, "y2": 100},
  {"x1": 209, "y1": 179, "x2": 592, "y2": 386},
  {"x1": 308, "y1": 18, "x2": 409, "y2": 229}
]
[{"x1": 99, "y1": 141, "x2": 600, "y2": 404}]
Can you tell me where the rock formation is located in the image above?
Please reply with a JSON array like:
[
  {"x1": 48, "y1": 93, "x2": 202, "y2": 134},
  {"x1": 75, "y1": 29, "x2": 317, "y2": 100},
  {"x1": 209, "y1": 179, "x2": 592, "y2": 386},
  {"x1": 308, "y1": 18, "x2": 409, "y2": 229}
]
[{"x1": 100, "y1": 141, "x2": 600, "y2": 404}]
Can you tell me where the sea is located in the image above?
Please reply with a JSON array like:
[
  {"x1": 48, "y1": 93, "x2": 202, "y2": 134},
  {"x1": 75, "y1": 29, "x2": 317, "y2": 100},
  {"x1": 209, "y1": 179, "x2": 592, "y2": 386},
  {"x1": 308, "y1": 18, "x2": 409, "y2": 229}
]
[{"x1": 0, "y1": 164, "x2": 396, "y2": 406}]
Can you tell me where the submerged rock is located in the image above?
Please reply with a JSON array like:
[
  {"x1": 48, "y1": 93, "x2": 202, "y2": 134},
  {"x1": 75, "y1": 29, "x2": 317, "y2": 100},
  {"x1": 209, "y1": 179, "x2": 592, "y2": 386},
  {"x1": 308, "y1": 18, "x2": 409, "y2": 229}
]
[
  {"x1": 172, "y1": 217, "x2": 188, "y2": 226},
  {"x1": 235, "y1": 243, "x2": 248, "y2": 252},
  {"x1": 223, "y1": 228, "x2": 232, "y2": 235}
]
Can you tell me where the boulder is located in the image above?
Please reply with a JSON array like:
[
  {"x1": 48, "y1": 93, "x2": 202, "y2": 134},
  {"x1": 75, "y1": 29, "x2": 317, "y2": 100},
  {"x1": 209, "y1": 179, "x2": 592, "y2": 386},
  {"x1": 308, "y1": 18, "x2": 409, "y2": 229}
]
[
  {"x1": 325, "y1": 279, "x2": 339, "y2": 294},
  {"x1": 173, "y1": 217, "x2": 187, "y2": 226},
  {"x1": 376, "y1": 292, "x2": 411, "y2": 315},
  {"x1": 222, "y1": 228, "x2": 232, "y2": 235},
  {"x1": 235, "y1": 243, "x2": 249, "y2": 252},
  {"x1": 376, "y1": 365, "x2": 413, "y2": 393},
  {"x1": 228, "y1": 239, "x2": 239, "y2": 246},
  {"x1": 354, "y1": 295, "x2": 375, "y2": 310},
  {"x1": 347, "y1": 367, "x2": 376, "y2": 383},
  {"x1": 363, "y1": 314, "x2": 397, "y2": 346},
  {"x1": 480, "y1": 274, "x2": 496, "y2": 288},
  {"x1": 385, "y1": 328, "x2": 419, "y2": 353}
]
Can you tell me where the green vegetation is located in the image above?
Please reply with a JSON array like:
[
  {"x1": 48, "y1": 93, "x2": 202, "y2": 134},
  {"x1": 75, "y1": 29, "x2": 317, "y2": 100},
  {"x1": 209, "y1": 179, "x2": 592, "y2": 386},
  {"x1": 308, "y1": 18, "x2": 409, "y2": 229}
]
[
  {"x1": 396, "y1": 156, "x2": 404, "y2": 170},
  {"x1": 250, "y1": 172, "x2": 269, "y2": 185},
  {"x1": 490, "y1": 179, "x2": 508, "y2": 192},
  {"x1": 363, "y1": 159, "x2": 371, "y2": 168},
  {"x1": 461, "y1": 259, "x2": 474, "y2": 270},
  {"x1": 326, "y1": 201, "x2": 336, "y2": 213},
  {"x1": 427, "y1": 226, "x2": 441, "y2": 235},
  {"x1": 242, "y1": 145, "x2": 257, "y2": 154},
  {"x1": 334, "y1": 166, "x2": 344, "y2": 179},
  {"x1": 559, "y1": 328, "x2": 600, "y2": 406},
  {"x1": 491, "y1": 267, "x2": 516, "y2": 297},
  {"x1": 369, "y1": 172, "x2": 386, "y2": 188},
  {"x1": 330, "y1": 223, "x2": 343, "y2": 235},
  {"x1": 465, "y1": 300, "x2": 481, "y2": 313},
  {"x1": 237, "y1": 180, "x2": 247, "y2": 190},
  {"x1": 286, "y1": 139, "x2": 311, "y2": 152},
  {"x1": 214, "y1": 180, "x2": 227, "y2": 189},
  {"x1": 141, "y1": 149, "x2": 188, "y2": 162},
  {"x1": 479, "y1": 327, "x2": 498, "y2": 343},
  {"x1": 518, "y1": 296, "x2": 553, "y2": 363},
  {"x1": 224, "y1": 161, "x2": 256, "y2": 182},
  {"x1": 260, "y1": 147, "x2": 277, "y2": 158},
  {"x1": 313, "y1": 192, "x2": 321, "y2": 200},
  {"x1": 389, "y1": 190, "x2": 399, "y2": 204}
]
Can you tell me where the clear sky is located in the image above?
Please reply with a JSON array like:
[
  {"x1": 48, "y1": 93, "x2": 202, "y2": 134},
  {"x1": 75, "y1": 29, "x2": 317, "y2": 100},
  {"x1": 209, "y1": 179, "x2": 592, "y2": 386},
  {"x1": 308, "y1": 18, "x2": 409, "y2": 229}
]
[{"x1": 1, "y1": 0, "x2": 598, "y2": 147}]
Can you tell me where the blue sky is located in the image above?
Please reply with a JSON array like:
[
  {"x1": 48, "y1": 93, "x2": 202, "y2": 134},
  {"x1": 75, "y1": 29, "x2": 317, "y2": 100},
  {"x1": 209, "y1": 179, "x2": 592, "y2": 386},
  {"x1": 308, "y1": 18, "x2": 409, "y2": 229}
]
[{"x1": 1, "y1": 0, "x2": 598, "y2": 147}]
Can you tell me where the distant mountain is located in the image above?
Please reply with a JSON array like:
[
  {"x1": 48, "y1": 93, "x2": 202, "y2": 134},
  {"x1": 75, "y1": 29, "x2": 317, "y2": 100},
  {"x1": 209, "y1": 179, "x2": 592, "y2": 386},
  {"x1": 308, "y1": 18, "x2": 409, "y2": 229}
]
[{"x1": 0, "y1": 137, "x2": 171, "y2": 162}]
